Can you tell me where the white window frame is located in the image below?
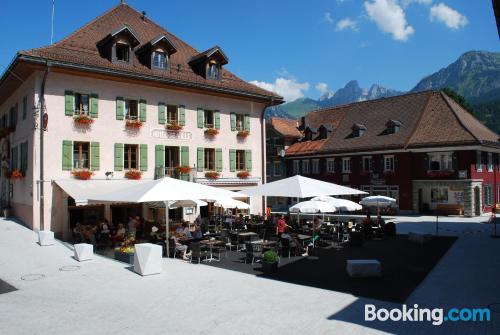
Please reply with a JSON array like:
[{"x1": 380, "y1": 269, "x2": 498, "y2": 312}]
[
  {"x1": 428, "y1": 152, "x2": 453, "y2": 171},
  {"x1": 484, "y1": 184, "x2": 493, "y2": 207},
  {"x1": 362, "y1": 156, "x2": 373, "y2": 172},
  {"x1": 293, "y1": 160, "x2": 300, "y2": 175},
  {"x1": 477, "y1": 151, "x2": 483, "y2": 172},
  {"x1": 384, "y1": 155, "x2": 395, "y2": 172},
  {"x1": 302, "y1": 160, "x2": 310, "y2": 174},
  {"x1": 488, "y1": 152, "x2": 493, "y2": 172},
  {"x1": 312, "y1": 159, "x2": 320, "y2": 174},
  {"x1": 274, "y1": 161, "x2": 281, "y2": 177},
  {"x1": 326, "y1": 158, "x2": 335, "y2": 173},
  {"x1": 342, "y1": 158, "x2": 351, "y2": 174}
]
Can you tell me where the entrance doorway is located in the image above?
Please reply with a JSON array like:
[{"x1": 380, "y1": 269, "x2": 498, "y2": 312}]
[
  {"x1": 418, "y1": 189, "x2": 424, "y2": 213},
  {"x1": 474, "y1": 186, "x2": 481, "y2": 216},
  {"x1": 165, "y1": 146, "x2": 179, "y2": 178}
]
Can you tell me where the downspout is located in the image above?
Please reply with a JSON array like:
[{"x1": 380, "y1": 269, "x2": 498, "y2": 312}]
[
  {"x1": 39, "y1": 63, "x2": 50, "y2": 230},
  {"x1": 261, "y1": 97, "x2": 274, "y2": 215}
]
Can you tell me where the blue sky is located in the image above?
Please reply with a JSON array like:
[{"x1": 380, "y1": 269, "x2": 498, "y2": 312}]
[{"x1": 1, "y1": 0, "x2": 498, "y2": 102}]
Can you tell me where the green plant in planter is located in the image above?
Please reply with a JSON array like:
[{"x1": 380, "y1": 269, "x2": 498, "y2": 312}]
[{"x1": 263, "y1": 250, "x2": 279, "y2": 263}]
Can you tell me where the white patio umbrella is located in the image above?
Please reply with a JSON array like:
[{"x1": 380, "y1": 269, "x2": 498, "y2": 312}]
[
  {"x1": 359, "y1": 196, "x2": 397, "y2": 207},
  {"x1": 213, "y1": 198, "x2": 250, "y2": 209},
  {"x1": 289, "y1": 200, "x2": 337, "y2": 213},
  {"x1": 90, "y1": 177, "x2": 241, "y2": 256},
  {"x1": 311, "y1": 196, "x2": 362, "y2": 212},
  {"x1": 239, "y1": 175, "x2": 367, "y2": 198}
]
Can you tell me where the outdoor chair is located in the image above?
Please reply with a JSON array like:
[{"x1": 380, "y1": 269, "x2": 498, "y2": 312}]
[
  {"x1": 228, "y1": 233, "x2": 240, "y2": 251},
  {"x1": 189, "y1": 242, "x2": 209, "y2": 264},
  {"x1": 279, "y1": 238, "x2": 297, "y2": 258},
  {"x1": 245, "y1": 243, "x2": 263, "y2": 264}
]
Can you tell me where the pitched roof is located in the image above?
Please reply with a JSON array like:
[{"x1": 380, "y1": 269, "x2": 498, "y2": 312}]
[
  {"x1": 286, "y1": 90, "x2": 499, "y2": 156},
  {"x1": 494, "y1": 0, "x2": 500, "y2": 38},
  {"x1": 269, "y1": 117, "x2": 302, "y2": 138},
  {"x1": 12, "y1": 3, "x2": 281, "y2": 103}
]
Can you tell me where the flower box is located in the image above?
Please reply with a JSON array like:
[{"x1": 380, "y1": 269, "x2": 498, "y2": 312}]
[
  {"x1": 383, "y1": 171, "x2": 395, "y2": 177},
  {"x1": 205, "y1": 171, "x2": 220, "y2": 180},
  {"x1": 125, "y1": 170, "x2": 142, "y2": 180},
  {"x1": 73, "y1": 114, "x2": 94, "y2": 126},
  {"x1": 176, "y1": 166, "x2": 192, "y2": 174},
  {"x1": 166, "y1": 122, "x2": 183, "y2": 131},
  {"x1": 114, "y1": 249, "x2": 135, "y2": 264},
  {"x1": 237, "y1": 171, "x2": 250, "y2": 179},
  {"x1": 10, "y1": 169, "x2": 24, "y2": 180},
  {"x1": 71, "y1": 169, "x2": 94, "y2": 180},
  {"x1": 426, "y1": 170, "x2": 454, "y2": 178},
  {"x1": 204, "y1": 128, "x2": 219, "y2": 136},
  {"x1": 126, "y1": 119, "x2": 143, "y2": 129},
  {"x1": 237, "y1": 130, "x2": 250, "y2": 138},
  {"x1": 360, "y1": 170, "x2": 372, "y2": 177}
]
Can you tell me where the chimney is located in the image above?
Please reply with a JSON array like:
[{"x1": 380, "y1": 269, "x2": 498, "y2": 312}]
[{"x1": 142, "y1": 11, "x2": 147, "y2": 21}]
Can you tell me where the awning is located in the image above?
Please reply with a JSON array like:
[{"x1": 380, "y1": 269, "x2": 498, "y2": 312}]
[{"x1": 54, "y1": 179, "x2": 149, "y2": 206}]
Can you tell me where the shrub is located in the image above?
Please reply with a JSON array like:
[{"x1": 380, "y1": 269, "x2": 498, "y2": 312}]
[{"x1": 263, "y1": 250, "x2": 279, "y2": 263}]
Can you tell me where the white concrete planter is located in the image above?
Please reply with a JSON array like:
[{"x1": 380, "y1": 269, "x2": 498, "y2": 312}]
[
  {"x1": 38, "y1": 230, "x2": 54, "y2": 246},
  {"x1": 346, "y1": 259, "x2": 382, "y2": 278},
  {"x1": 133, "y1": 243, "x2": 162, "y2": 276},
  {"x1": 74, "y1": 243, "x2": 94, "y2": 261}
]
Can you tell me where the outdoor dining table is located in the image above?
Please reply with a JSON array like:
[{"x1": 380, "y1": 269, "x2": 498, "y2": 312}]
[
  {"x1": 296, "y1": 234, "x2": 313, "y2": 247},
  {"x1": 200, "y1": 239, "x2": 225, "y2": 262}
]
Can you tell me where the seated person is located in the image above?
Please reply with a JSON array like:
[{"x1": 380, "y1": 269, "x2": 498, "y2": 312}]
[
  {"x1": 281, "y1": 230, "x2": 309, "y2": 257},
  {"x1": 73, "y1": 222, "x2": 84, "y2": 242},
  {"x1": 172, "y1": 233, "x2": 190, "y2": 260},
  {"x1": 192, "y1": 225, "x2": 202, "y2": 239},
  {"x1": 362, "y1": 214, "x2": 374, "y2": 236},
  {"x1": 110, "y1": 224, "x2": 126, "y2": 247},
  {"x1": 82, "y1": 225, "x2": 97, "y2": 245},
  {"x1": 376, "y1": 214, "x2": 386, "y2": 227},
  {"x1": 181, "y1": 222, "x2": 192, "y2": 239}
]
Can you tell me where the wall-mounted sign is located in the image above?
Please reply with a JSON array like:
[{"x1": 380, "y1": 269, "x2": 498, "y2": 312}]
[
  {"x1": 150, "y1": 129, "x2": 192, "y2": 141},
  {"x1": 458, "y1": 170, "x2": 467, "y2": 179}
]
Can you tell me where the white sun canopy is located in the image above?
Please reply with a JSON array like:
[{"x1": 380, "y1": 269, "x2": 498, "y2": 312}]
[
  {"x1": 310, "y1": 196, "x2": 362, "y2": 212},
  {"x1": 239, "y1": 175, "x2": 367, "y2": 198},
  {"x1": 213, "y1": 198, "x2": 250, "y2": 209},
  {"x1": 289, "y1": 200, "x2": 337, "y2": 213}
]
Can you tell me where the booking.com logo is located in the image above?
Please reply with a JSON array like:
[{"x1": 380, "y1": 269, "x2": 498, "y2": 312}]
[{"x1": 365, "y1": 304, "x2": 491, "y2": 326}]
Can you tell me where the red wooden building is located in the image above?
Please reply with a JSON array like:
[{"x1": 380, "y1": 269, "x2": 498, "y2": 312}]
[{"x1": 285, "y1": 90, "x2": 500, "y2": 216}]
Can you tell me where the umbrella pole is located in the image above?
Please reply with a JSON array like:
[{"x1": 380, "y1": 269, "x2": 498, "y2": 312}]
[{"x1": 164, "y1": 201, "x2": 170, "y2": 258}]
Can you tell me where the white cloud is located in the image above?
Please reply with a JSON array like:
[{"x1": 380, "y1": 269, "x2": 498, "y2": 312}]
[
  {"x1": 364, "y1": 0, "x2": 415, "y2": 41},
  {"x1": 430, "y1": 3, "x2": 468, "y2": 30},
  {"x1": 336, "y1": 18, "x2": 359, "y2": 31},
  {"x1": 324, "y1": 12, "x2": 334, "y2": 24},
  {"x1": 401, "y1": 0, "x2": 432, "y2": 7},
  {"x1": 315, "y1": 82, "x2": 329, "y2": 95},
  {"x1": 250, "y1": 78, "x2": 310, "y2": 102}
]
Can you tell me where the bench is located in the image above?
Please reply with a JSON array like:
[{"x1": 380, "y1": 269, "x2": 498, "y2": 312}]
[
  {"x1": 346, "y1": 259, "x2": 382, "y2": 278},
  {"x1": 408, "y1": 232, "x2": 433, "y2": 244},
  {"x1": 74, "y1": 243, "x2": 94, "y2": 261},
  {"x1": 38, "y1": 230, "x2": 54, "y2": 246},
  {"x1": 436, "y1": 204, "x2": 464, "y2": 216}
]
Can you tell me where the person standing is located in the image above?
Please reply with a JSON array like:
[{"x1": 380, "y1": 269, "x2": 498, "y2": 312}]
[{"x1": 276, "y1": 214, "x2": 290, "y2": 239}]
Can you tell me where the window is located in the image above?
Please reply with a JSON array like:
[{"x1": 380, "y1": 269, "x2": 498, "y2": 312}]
[
  {"x1": 207, "y1": 62, "x2": 220, "y2": 79},
  {"x1": 293, "y1": 160, "x2": 300, "y2": 175},
  {"x1": 266, "y1": 162, "x2": 271, "y2": 177},
  {"x1": 431, "y1": 188, "x2": 449, "y2": 203},
  {"x1": 204, "y1": 109, "x2": 214, "y2": 128},
  {"x1": 124, "y1": 144, "x2": 139, "y2": 170},
  {"x1": 74, "y1": 93, "x2": 90, "y2": 115},
  {"x1": 326, "y1": 159, "x2": 335, "y2": 173},
  {"x1": 153, "y1": 50, "x2": 167, "y2": 69},
  {"x1": 342, "y1": 158, "x2": 351, "y2": 173},
  {"x1": 125, "y1": 99, "x2": 138, "y2": 120},
  {"x1": 312, "y1": 159, "x2": 320, "y2": 174},
  {"x1": 167, "y1": 105, "x2": 178, "y2": 124},
  {"x1": 476, "y1": 151, "x2": 483, "y2": 171},
  {"x1": 116, "y1": 43, "x2": 130, "y2": 62},
  {"x1": 235, "y1": 114, "x2": 244, "y2": 131},
  {"x1": 302, "y1": 160, "x2": 310, "y2": 174},
  {"x1": 9, "y1": 105, "x2": 17, "y2": 128},
  {"x1": 384, "y1": 155, "x2": 395, "y2": 172},
  {"x1": 428, "y1": 152, "x2": 453, "y2": 171},
  {"x1": 73, "y1": 142, "x2": 90, "y2": 169},
  {"x1": 236, "y1": 150, "x2": 246, "y2": 171},
  {"x1": 488, "y1": 153, "x2": 493, "y2": 172},
  {"x1": 22, "y1": 96, "x2": 27, "y2": 120},
  {"x1": 274, "y1": 161, "x2": 281, "y2": 176},
  {"x1": 484, "y1": 184, "x2": 493, "y2": 206},
  {"x1": 204, "y1": 148, "x2": 215, "y2": 171},
  {"x1": 362, "y1": 156, "x2": 373, "y2": 172}
]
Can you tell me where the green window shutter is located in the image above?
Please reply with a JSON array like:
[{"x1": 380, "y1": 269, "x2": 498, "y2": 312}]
[
  {"x1": 158, "y1": 102, "x2": 166, "y2": 124},
  {"x1": 114, "y1": 143, "x2": 124, "y2": 171},
  {"x1": 230, "y1": 113, "x2": 236, "y2": 131},
  {"x1": 62, "y1": 140, "x2": 73, "y2": 170},
  {"x1": 139, "y1": 99, "x2": 147, "y2": 122},
  {"x1": 12, "y1": 147, "x2": 18, "y2": 170},
  {"x1": 178, "y1": 105, "x2": 186, "y2": 126},
  {"x1": 140, "y1": 144, "x2": 148, "y2": 171},
  {"x1": 181, "y1": 146, "x2": 189, "y2": 166},
  {"x1": 90, "y1": 93, "x2": 99, "y2": 118},
  {"x1": 245, "y1": 150, "x2": 252, "y2": 172},
  {"x1": 215, "y1": 148, "x2": 223, "y2": 172},
  {"x1": 65, "y1": 91, "x2": 74, "y2": 116},
  {"x1": 197, "y1": 147, "x2": 204, "y2": 172},
  {"x1": 229, "y1": 149, "x2": 236, "y2": 172},
  {"x1": 116, "y1": 97, "x2": 124, "y2": 120},
  {"x1": 197, "y1": 108, "x2": 204, "y2": 128},
  {"x1": 155, "y1": 145, "x2": 165, "y2": 178},
  {"x1": 244, "y1": 114, "x2": 250, "y2": 131},
  {"x1": 214, "y1": 110, "x2": 221, "y2": 129},
  {"x1": 90, "y1": 142, "x2": 100, "y2": 171}
]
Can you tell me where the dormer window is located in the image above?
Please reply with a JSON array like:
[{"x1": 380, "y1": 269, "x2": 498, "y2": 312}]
[
  {"x1": 153, "y1": 50, "x2": 168, "y2": 69},
  {"x1": 351, "y1": 124, "x2": 366, "y2": 138},
  {"x1": 207, "y1": 61, "x2": 220, "y2": 80},
  {"x1": 303, "y1": 126, "x2": 317, "y2": 141},
  {"x1": 385, "y1": 120, "x2": 402, "y2": 134},
  {"x1": 317, "y1": 124, "x2": 333, "y2": 140},
  {"x1": 116, "y1": 43, "x2": 130, "y2": 62}
]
